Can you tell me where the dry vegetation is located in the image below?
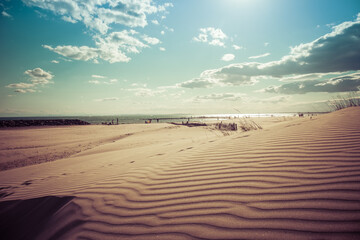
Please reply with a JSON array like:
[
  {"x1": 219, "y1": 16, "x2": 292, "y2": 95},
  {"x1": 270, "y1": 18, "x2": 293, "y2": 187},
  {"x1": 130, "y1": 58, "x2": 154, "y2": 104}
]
[{"x1": 328, "y1": 92, "x2": 360, "y2": 111}]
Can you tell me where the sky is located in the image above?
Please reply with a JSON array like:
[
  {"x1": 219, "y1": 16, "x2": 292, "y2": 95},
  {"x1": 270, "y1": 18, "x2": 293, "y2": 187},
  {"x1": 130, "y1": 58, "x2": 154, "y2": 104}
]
[{"x1": 1, "y1": 0, "x2": 360, "y2": 116}]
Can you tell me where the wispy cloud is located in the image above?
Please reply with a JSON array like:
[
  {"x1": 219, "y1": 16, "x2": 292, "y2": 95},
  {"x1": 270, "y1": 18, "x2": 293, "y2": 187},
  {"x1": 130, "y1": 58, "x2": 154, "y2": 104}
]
[
  {"x1": 94, "y1": 97, "x2": 119, "y2": 102},
  {"x1": 1, "y1": 11, "x2": 12, "y2": 18},
  {"x1": 194, "y1": 93, "x2": 244, "y2": 102},
  {"x1": 6, "y1": 83, "x2": 35, "y2": 89},
  {"x1": 89, "y1": 80, "x2": 101, "y2": 84},
  {"x1": 89, "y1": 75, "x2": 118, "y2": 85},
  {"x1": 92, "y1": 75, "x2": 106, "y2": 79},
  {"x1": 14, "y1": 89, "x2": 36, "y2": 93},
  {"x1": 248, "y1": 52, "x2": 270, "y2": 59},
  {"x1": 126, "y1": 87, "x2": 165, "y2": 97},
  {"x1": 232, "y1": 44, "x2": 244, "y2": 50}
]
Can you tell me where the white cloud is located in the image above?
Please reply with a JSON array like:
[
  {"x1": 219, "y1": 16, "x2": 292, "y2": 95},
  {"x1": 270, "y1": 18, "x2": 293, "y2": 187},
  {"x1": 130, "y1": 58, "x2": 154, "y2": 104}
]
[
  {"x1": 158, "y1": 2, "x2": 174, "y2": 12},
  {"x1": 142, "y1": 35, "x2": 161, "y2": 45},
  {"x1": 159, "y1": 47, "x2": 166, "y2": 51},
  {"x1": 263, "y1": 72, "x2": 360, "y2": 94},
  {"x1": 233, "y1": 44, "x2": 243, "y2": 50},
  {"x1": 181, "y1": 15, "x2": 360, "y2": 89},
  {"x1": 25, "y1": 67, "x2": 53, "y2": 84},
  {"x1": 264, "y1": 42, "x2": 270, "y2": 47},
  {"x1": 43, "y1": 45, "x2": 99, "y2": 62},
  {"x1": 221, "y1": 54, "x2": 235, "y2": 62},
  {"x1": 151, "y1": 20, "x2": 159, "y2": 25},
  {"x1": 177, "y1": 75, "x2": 217, "y2": 89},
  {"x1": 165, "y1": 26, "x2": 174, "y2": 32},
  {"x1": 6, "y1": 83, "x2": 35, "y2": 89},
  {"x1": 161, "y1": 30, "x2": 165, "y2": 35},
  {"x1": 1, "y1": 11, "x2": 12, "y2": 18},
  {"x1": 249, "y1": 53, "x2": 270, "y2": 59},
  {"x1": 258, "y1": 95, "x2": 290, "y2": 104},
  {"x1": 127, "y1": 87, "x2": 165, "y2": 97},
  {"x1": 92, "y1": 74, "x2": 106, "y2": 79},
  {"x1": 26, "y1": 1, "x2": 172, "y2": 63},
  {"x1": 279, "y1": 73, "x2": 338, "y2": 82},
  {"x1": 89, "y1": 80, "x2": 101, "y2": 84},
  {"x1": 101, "y1": 30, "x2": 147, "y2": 53},
  {"x1": 62, "y1": 15, "x2": 77, "y2": 23},
  {"x1": 178, "y1": 65, "x2": 258, "y2": 89},
  {"x1": 95, "y1": 97, "x2": 119, "y2": 102},
  {"x1": 193, "y1": 27, "x2": 227, "y2": 47},
  {"x1": 14, "y1": 89, "x2": 36, "y2": 93},
  {"x1": 194, "y1": 93, "x2": 244, "y2": 102},
  {"x1": 89, "y1": 77, "x2": 118, "y2": 85},
  {"x1": 131, "y1": 83, "x2": 147, "y2": 87},
  {"x1": 209, "y1": 39, "x2": 225, "y2": 47},
  {"x1": 22, "y1": 0, "x2": 174, "y2": 34},
  {"x1": 43, "y1": 30, "x2": 157, "y2": 63},
  {"x1": 6, "y1": 68, "x2": 53, "y2": 93},
  {"x1": 51, "y1": 60, "x2": 59, "y2": 63}
]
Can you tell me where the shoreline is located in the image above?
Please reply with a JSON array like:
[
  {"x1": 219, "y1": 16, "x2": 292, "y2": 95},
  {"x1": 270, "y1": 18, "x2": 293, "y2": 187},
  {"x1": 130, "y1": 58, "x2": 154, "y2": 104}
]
[{"x1": 0, "y1": 111, "x2": 326, "y2": 125}]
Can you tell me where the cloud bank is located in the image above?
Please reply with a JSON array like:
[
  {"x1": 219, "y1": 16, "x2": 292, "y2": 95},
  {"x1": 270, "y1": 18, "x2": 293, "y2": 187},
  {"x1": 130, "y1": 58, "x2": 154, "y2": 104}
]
[
  {"x1": 181, "y1": 15, "x2": 360, "y2": 91},
  {"x1": 263, "y1": 72, "x2": 360, "y2": 94}
]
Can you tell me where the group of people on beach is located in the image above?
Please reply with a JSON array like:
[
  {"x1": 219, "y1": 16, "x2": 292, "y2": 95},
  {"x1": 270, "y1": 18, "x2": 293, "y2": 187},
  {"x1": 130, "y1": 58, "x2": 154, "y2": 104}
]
[{"x1": 102, "y1": 118, "x2": 119, "y2": 125}]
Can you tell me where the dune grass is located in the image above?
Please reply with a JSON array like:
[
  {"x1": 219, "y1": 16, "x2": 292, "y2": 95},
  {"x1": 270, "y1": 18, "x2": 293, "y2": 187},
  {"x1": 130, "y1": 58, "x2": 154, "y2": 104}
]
[{"x1": 328, "y1": 92, "x2": 360, "y2": 111}]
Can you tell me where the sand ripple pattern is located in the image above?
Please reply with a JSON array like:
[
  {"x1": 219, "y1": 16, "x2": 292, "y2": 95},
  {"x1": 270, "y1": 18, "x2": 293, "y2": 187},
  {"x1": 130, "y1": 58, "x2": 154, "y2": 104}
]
[{"x1": 70, "y1": 110, "x2": 360, "y2": 239}]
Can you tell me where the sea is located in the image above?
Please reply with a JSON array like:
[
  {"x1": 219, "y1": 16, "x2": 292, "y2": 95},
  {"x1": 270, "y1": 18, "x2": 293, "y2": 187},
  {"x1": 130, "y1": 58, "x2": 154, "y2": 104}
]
[{"x1": 0, "y1": 112, "x2": 325, "y2": 125}]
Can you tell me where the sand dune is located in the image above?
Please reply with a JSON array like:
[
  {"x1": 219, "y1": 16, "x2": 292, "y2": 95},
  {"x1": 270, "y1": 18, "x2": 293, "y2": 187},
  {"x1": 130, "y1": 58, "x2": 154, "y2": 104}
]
[{"x1": 1, "y1": 108, "x2": 360, "y2": 239}]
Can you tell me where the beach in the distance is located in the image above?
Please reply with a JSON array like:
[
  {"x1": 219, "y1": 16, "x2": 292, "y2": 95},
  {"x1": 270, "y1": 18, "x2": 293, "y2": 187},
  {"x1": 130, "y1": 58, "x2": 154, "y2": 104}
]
[{"x1": 1, "y1": 107, "x2": 360, "y2": 239}]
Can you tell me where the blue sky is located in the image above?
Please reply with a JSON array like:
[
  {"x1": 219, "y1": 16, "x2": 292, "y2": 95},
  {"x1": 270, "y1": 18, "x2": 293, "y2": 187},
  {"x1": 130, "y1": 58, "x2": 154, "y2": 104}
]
[{"x1": 1, "y1": 0, "x2": 360, "y2": 116}]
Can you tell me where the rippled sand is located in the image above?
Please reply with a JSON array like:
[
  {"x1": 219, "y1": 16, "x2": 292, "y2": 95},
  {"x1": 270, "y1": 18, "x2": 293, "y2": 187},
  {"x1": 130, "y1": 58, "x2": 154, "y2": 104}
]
[{"x1": 1, "y1": 108, "x2": 360, "y2": 239}]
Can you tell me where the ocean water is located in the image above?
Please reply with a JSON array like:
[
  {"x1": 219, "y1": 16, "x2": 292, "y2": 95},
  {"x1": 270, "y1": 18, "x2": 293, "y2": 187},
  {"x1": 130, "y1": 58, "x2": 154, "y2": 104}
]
[{"x1": 0, "y1": 112, "x2": 324, "y2": 125}]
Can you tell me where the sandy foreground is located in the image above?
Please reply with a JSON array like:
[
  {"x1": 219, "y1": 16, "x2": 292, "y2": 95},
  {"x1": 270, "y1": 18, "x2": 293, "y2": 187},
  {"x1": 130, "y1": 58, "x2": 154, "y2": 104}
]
[{"x1": 0, "y1": 108, "x2": 360, "y2": 239}]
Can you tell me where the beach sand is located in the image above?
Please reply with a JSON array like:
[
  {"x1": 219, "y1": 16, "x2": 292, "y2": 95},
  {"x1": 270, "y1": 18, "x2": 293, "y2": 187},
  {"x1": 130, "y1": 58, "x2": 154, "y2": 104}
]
[{"x1": 1, "y1": 107, "x2": 360, "y2": 239}]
